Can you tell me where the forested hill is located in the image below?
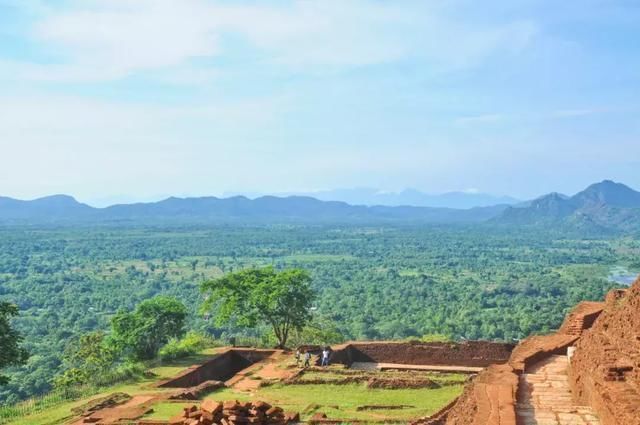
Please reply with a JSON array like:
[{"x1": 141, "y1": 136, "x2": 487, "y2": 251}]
[
  {"x1": 496, "y1": 180, "x2": 640, "y2": 232},
  {"x1": 0, "y1": 194, "x2": 508, "y2": 224}
]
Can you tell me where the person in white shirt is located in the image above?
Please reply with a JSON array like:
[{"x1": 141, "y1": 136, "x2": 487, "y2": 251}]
[{"x1": 321, "y1": 348, "x2": 330, "y2": 367}]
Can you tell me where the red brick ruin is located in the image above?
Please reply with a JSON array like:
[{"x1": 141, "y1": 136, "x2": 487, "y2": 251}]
[
  {"x1": 74, "y1": 279, "x2": 640, "y2": 425},
  {"x1": 416, "y1": 276, "x2": 640, "y2": 425}
]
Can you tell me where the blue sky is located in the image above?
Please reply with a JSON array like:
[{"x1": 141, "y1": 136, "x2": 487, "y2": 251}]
[{"x1": 0, "y1": 0, "x2": 639, "y2": 205}]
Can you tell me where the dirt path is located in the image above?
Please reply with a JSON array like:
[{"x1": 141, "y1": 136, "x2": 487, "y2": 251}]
[
  {"x1": 228, "y1": 351, "x2": 297, "y2": 392},
  {"x1": 70, "y1": 394, "x2": 162, "y2": 424},
  {"x1": 516, "y1": 355, "x2": 600, "y2": 425}
]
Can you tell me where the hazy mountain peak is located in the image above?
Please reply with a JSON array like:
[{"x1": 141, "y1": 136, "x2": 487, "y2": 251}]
[
  {"x1": 33, "y1": 194, "x2": 82, "y2": 204},
  {"x1": 240, "y1": 188, "x2": 521, "y2": 209},
  {"x1": 536, "y1": 192, "x2": 570, "y2": 203},
  {"x1": 0, "y1": 193, "x2": 92, "y2": 221},
  {"x1": 2, "y1": 180, "x2": 639, "y2": 229},
  {"x1": 573, "y1": 180, "x2": 640, "y2": 208},
  {"x1": 497, "y1": 180, "x2": 640, "y2": 230}
]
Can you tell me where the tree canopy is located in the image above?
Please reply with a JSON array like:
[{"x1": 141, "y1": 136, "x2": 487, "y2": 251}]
[
  {"x1": 111, "y1": 296, "x2": 187, "y2": 360},
  {"x1": 0, "y1": 302, "x2": 28, "y2": 385},
  {"x1": 201, "y1": 267, "x2": 315, "y2": 348},
  {"x1": 53, "y1": 331, "x2": 117, "y2": 388}
]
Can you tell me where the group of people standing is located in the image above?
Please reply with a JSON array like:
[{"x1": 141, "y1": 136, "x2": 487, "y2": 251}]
[{"x1": 295, "y1": 347, "x2": 331, "y2": 368}]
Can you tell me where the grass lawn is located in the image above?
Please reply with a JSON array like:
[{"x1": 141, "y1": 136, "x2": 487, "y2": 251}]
[
  {"x1": 5, "y1": 351, "x2": 463, "y2": 424},
  {"x1": 4, "y1": 350, "x2": 227, "y2": 425},
  {"x1": 5, "y1": 398, "x2": 87, "y2": 425},
  {"x1": 202, "y1": 382, "x2": 463, "y2": 422},
  {"x1": 5, "y1": 380, "x2": 175, "y2": 424}
]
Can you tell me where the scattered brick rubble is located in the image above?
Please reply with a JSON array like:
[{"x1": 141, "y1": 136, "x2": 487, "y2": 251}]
[{"x1": 168, "y1": 400, "x2": 299, "y2": 425}]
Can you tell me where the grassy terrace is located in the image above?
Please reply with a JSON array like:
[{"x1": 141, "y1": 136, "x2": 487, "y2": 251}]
[
  {"x1": 142, "y1": 360, "x2": 466, "y2": 423},
  {"x1": 5, "y1": 349, "x2": 465, "y2": 424},
  {"x1": 2, "y1": 349, "x2": 224, "y2": 425},
  {"x1": 202, "y1": 382, "x2": 462, "y2": 422},
  {"x1": 142, "y1": 383, "x2": 464, "y2": 423},
  {"x1": 144, "y1": 383, "x2": 463, "y2": 423}
]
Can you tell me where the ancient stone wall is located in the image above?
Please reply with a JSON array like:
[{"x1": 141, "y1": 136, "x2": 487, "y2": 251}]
[
  {"x1": 569, "y1": 280, "x2": 640, "y2": 425},
  {"x1": 157, "y1": 349, "x2": 275, "y2": 388},
  {"x1": 412, "y1": 297, "x2": 608, "y2": 425},
  {"x1": 431, "y1": 363, "x2": 518, "y2": 425},
  {"x1": 331, "y1": 341, "x2": 514, "y2": 368}
]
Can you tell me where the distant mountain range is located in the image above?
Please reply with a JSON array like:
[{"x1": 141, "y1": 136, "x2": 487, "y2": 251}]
[
  {"x1": 225, "y1": 188, "x2": 520, "y2": 209},
  {"x1": 1, "y1": 180, "x2": 639, "y2": 230},
  {"x1": 497, "y1": 180, "x2": 640, "y2": 231},
  {"x1": 0, "y1": 194, "x2": 507, "y2": 225}
]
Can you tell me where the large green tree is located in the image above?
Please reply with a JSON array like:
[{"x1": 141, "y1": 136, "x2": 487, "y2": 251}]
[
  {"x1": 53, "y1": 331, "x2": 118, "y2": 388},
  {"x1": 286, "y1": 316, "x2": 345, "y2": 348},
  {"x1": 201, "y1": 267, "x2": 315, "y2": 348},
  {"x1": 111, "y1": 296, "x2": 187, "y2": 360},
  {"x1": 0, "y1": 302, "x2": 29, "y2": 385}
]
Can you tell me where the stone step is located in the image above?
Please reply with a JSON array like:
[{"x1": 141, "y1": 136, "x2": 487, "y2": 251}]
[{"x1": 516, "y1": 356, "x2": 600, "y2": 425}]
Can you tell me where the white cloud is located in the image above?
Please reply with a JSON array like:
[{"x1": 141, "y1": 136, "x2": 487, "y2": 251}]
[
  {"x1": 455, "y1": 114, "x2": 505, "y2": 125},
  {"x1": 0, "y1": 91, "x2": 290, "y2": 198},
  {"x1": 553, "y1": 108, "x2": 602, "y2": 118},
  {"x1": 224, "y1": 0, "x2": 412, "y2": 69},
  {"x1": 3, "y1": 0, "x2": 539, "y2": 83},
  {"x1": 31, "y1": 0, "x2": 221, "y2": 80}
]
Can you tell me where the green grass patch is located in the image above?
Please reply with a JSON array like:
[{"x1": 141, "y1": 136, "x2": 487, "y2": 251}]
[{"x1": 202, "y1": 382, "x2": 462, "y2": 422}]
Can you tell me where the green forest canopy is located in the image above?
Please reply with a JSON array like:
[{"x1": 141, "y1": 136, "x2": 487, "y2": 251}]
[
  {"x1": 0, "y1": 223, "x2": 635, "y2": 403},
  {"x1": 0, "y1": 302, "x2": 28, "y2": 385}
]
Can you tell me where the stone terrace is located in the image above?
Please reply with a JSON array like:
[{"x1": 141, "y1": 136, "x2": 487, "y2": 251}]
[{"x1": 516, "y1": 355, "x2": 599, "y2": 425}]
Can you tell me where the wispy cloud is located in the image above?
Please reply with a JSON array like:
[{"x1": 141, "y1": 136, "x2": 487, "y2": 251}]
[
  {"x1": 455, "y1": 114, "x2": 506, "y2": 125},
  {"x1": 0, "y1": 91, "x2": 290, "y2": 197},
  {"x1": 3, "y1": 0, "x2": 637, "y2": 200},
  {"x1": 462, "y1": 187, "x2": 481, "y2": 194},
  {"x1": 553, "y1": 108, "x2": 604, "y2": 118},
  {"x1": 2, "y1": 0, "x2": 539, "y2": 84}
]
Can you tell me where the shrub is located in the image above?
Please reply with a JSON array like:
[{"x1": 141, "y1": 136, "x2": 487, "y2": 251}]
[
  {"x1": 412, "y1": 334, "x2": 453, "y2": 343},
  {"x1": 111, "y1": 296, "x2": 188, "y2": 360},
  {"x1": 53, "y1": 361, "x2": 146, "y2": 389},
  {"x1": 159, "y1": 332, "x2": 215, "y2": 361},
  {"x1": 92, "y1": 362, "x2": 147, "y2": 387}
]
